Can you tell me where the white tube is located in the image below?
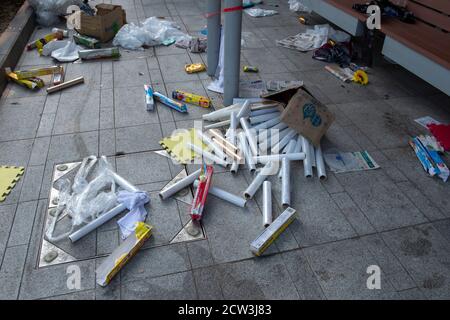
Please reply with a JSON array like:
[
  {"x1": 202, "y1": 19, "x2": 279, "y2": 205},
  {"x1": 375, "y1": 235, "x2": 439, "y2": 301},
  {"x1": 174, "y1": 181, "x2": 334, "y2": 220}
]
[
  {"x1": 202, "y1": 103, "x2": 241, "y2": 121},
  {"x1": 225, "y1": 111, "x2": 237, "y2": 143},
  {"x1": 278, "y1": 139, "x2": 297, "y2": 178},
  {"x1": 272, "y1": 130, "x2": 297, "y2": 153},
  {"x1": 253, "y1": 117, "x2": 281, "y2": 131},
  {"x1": 212, "y1": 137, "x2": 241, "y2": 161},
  {"x1": 270, "y1": 122, "x2": 288, "y2": 131},
  {"x1": 262, "y1": 181, "x2": 272, "y2": 227},
  {"x1": 315, "y1": 144, "x2": 327, "y2": 180},
  {"x1": 194, "y1": 180, "x2": 246, "y2": 207},
  {"x1": 240, "y1": 117, "x2": 258, "y2": 156},
  {"x1": 302, "y1": 136, "x2": 313, "y2": 178},
  {"x1": 254, "y1": 152, "x2": 305, "y2": 164},
  {"x1": 197, "y1": 130, "x2": 226, "y2": 160},
  {"x1": 244, "y1": 161, "x2": 275, "y2": 199},
  {"x1": 236, "y1": 99, "x2": 251, "y2": 120},
  {"x1": 281, "y1": 158, "x2": 291, "y2": 207},
  {"x1": 250, "y1": 107, "x2": 280, "y2": 117},
  {"x1": 238, "y1": 132, "x2": 256, "y2": 172},
  {"x1": 159, "y1": 169, "x2": 201, "y2": 200},
  {"x1": 294, "y1": 135, "x2": 303, "y2": 153},
  {"x1": 109, "y1": 170, "x2": 139, "y2": 192},
  {"x1": 204, "y1": 119, "x2": 231, "y2": 130},
  {"x1": 209, "y1": 129, "x2": 238, "y2": 152},
  {"x1": 310, "y1": 143, "x2": 316, "y2": 168},
  {"x1": 188, "y1": 143, "x2": 228, "y2": 167},
  {"x1": 249, "y1": 112, "x2": 281, "y2": 125}
]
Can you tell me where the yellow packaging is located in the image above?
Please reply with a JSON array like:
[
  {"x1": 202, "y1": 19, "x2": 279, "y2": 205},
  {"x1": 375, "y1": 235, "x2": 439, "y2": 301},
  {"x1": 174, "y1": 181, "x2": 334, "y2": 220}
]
[
  {"x1": 96, "y1": 223, "x2": 153, "y2": 286},
  {"x1": 5, "y1": 69, "x2": 44, "y2": 90},
  {"x1": 13, "y1": 66, "x2": 62, "y2": 80},
  {"x1": 185, "y1": 63, "x2": 206, "y2": 74},
  {"x1": 172, "y1": 90, "x2": 211, "y2": 108}
]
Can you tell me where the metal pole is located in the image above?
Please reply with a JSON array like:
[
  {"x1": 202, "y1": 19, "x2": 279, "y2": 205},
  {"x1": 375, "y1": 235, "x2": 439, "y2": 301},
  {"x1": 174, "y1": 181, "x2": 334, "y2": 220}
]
[
  {"x1": 207, "y1": 0, "x2": 221, "y2": 76},
  {"x1": 223, "y1": 0, "x2": 243, "y2": 106}
]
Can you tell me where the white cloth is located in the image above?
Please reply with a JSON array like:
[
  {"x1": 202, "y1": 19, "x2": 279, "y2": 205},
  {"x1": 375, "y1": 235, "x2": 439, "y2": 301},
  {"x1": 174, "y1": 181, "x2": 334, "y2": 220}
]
[{"x1": 117, "y1": 191, "x2": 150, "y2": 239}]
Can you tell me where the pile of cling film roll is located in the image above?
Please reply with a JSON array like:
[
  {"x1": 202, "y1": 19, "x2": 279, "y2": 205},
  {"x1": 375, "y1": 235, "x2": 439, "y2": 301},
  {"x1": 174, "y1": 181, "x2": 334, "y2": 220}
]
[{"x1": 157, "y1": 99, "x2": 328, "y2": 256}]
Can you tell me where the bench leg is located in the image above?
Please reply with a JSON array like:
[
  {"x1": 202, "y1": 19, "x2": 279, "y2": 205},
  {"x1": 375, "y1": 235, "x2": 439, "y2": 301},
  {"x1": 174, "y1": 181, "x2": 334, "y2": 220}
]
[{"x1": 362, "y1": 27, "x2": 374, "y2": 67}]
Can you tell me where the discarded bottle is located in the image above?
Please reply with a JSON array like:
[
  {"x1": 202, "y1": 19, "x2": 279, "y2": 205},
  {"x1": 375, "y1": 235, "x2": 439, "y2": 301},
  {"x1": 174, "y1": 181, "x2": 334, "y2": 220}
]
[
  {"x1": 243, "y1": 65, "x2": 259, "y2": 73},
  {"x1": 78, "y1": 47, "x2": 121, "y2": 60}
]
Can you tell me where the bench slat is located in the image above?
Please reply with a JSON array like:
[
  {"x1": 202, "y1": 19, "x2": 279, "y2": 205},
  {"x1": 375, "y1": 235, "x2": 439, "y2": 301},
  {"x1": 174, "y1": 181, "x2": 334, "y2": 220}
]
[
  {"x1": 411, "y1": 0, "x2": 450, "y2": 15},
  {"x1": 407, "y1": 1, "x2": 450, "y2": 31}
]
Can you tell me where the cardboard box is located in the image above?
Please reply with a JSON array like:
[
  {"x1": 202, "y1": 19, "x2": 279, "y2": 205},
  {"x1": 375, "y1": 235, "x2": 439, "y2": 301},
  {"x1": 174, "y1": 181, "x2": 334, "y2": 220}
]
[
  {"x1": 262, "y1": 85, "x2": 335, "y2": 147},
  {"x1": 78, "y1": 4, "x2": 126, "y2": 42}
]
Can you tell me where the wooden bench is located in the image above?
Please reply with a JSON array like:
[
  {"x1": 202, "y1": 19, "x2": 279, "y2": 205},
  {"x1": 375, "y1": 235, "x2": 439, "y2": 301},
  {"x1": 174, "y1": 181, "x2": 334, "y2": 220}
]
[{"x1": 303, "y1": 0, "x2": 450, "y2": 96}]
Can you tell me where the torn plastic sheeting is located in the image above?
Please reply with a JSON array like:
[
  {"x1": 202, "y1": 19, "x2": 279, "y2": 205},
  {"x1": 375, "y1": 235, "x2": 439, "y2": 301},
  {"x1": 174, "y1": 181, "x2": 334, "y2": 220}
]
[
  {"x1": 113, "y1": 17, "x2": 192, "y2": 50},
  {"x1": 117, "y1": 191, "x2": 150, "y2": 239},
  {"x1": 51, "y1": 41, "x2": 82, "y2": 62},
  {"x1": 29, "y1": 0, "x2": 83, "y2": 26},
  {"x1": 244, "y1": 8, "x2": 278, "y2": 17}
]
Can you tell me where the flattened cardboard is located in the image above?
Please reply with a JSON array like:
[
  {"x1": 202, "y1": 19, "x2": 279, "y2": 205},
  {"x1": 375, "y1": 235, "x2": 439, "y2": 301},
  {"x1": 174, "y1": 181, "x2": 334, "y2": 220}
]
[
  {"x1": 262, "y1": 85, "x2": 335, "y2": 147},
  {"x1": 78, "y1": 4, "x2": 126, "y2": 42}
]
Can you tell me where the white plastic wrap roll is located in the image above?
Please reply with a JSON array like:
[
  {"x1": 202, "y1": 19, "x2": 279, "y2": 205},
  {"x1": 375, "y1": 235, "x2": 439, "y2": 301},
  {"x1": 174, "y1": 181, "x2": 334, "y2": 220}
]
[
  {"x1": 238, "y1": 132, "x2": 256, "y2": 172},
  {"x1": 204, "y1": 119, "x2": 231, "y2": 130},
  {"x1": 315, "y1": 144, "x2": 327, "y2": 180},
  {"x1": 271, "y1": 130, "x2": 297, "y2": 153},
  {"x1": 202, "y1": 103, "x2": 241, "y2": 121},
  {"x1": 188, "y1": 143, "x2": 228, "y2": 167},
  {"x1": 194, "y1": 180, "x2": 247, "y2": 207},
  {"x1": 294, "y1": 135, "x2": 303, "y2": 153},
  {"x1": 250, "y1": 107, "x2": 279, "y2": 117},
  {"x1": 281, "y1": 158, "x2": 291, "y2": 207},
  {"x1": 244, "y1": 161, "x2": 275, "y2": 199},
  {"x1": 278, "y1": 139, "x2": 297, "y2": 178},
  {"x1": 240, "y1": 117, "x2": 259, "y2": 156},
  {"x1": 197, "y1": 129, "x2": 226, "y2": 160},
  {"x1": 249, "y1": 112, "x2": 281, "y2": 125},
  {"x1": 253, "y1": 117, "x2": 281, "y2": 131},
  {"x1": 159, "y1": 169, "x2": 201, "y2": 200},
  {"x1": 254, "y1": 152, "x2": 305, "y2": 164},
  {"x1": 301, "y1": 136, "x2": 313, "y2": 178},
  {"x1": 262, "y1": 181, "x2": 272, "y2": 227},
  {"x1": 236, "y1": 99, "x2": 251, "y2": 120}
]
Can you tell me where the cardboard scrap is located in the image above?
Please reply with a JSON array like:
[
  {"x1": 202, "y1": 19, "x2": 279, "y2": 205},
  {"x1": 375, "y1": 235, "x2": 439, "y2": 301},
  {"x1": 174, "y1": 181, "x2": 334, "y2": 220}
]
[{"x1": 0, "y1": 166, "x2": 25, "y2": 202}]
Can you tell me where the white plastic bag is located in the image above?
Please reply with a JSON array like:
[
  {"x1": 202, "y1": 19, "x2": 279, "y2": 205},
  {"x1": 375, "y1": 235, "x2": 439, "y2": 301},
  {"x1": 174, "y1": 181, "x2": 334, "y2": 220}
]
[
  {"x1": 113, "y1": 17, "x2": 191, "y2": 50},
  {"x1": 288, "y1": 0, "x2": 312, "y2": 13},
  {"x1": 41, "y1": 40, "x2": 70, "y2": 56},
  {"x1": 244, "y1": 8, "x2": 278, "y2": 17},
  {"x1": 51, "y1": 41, "x2": 82, "y2": 62},
  {"x1": 29, "y1": 0, "x2": 82, "y2": 26}
]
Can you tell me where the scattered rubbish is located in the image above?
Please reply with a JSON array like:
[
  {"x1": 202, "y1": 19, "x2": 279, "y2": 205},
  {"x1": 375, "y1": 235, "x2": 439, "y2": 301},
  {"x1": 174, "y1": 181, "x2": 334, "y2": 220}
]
[
  {"x1": 353, "y1": 0, "x2": 415, "y2": 23},
  {"x1": 78, "y1": 4, "x2": 126, "y2": 42},
  {"x1": 239, "y1": 80, "x2": 266, "y2": 97},
  {"x1": 262, "y1": 84, "x2": 335, "y2": 147},
  {"x1": 5, "y1": 69, "x2": 44, "y2": 90},
  {"x1": 52, "y1": 27, "x2": 68, "y2": 37},
  {"x1": 159, "y1": 129, "x2": 206, "y2": 163},
  {"x1": 27, "y1": 31, "x2": 64, "y2": 52},
  {"x1": 298, "y1": 16, "x2": 309, "y2": 25},
  {"x1": 159, "y1": 169, "x2": 201, "y2": 200},
  {"x1": 153, "y1": 91, "x2": 188, "y2": 113},
  {"x1": 427, "y1": 124, "x2": 450, "y2": 151},
  {"x1": 276, "y1": 25, "x2": 330, "y2": 52},
  {"x1": 324, "y1": 150, "x2": 380, "y2": 173},
  {"x1": 409, "y1": 136, "x2": 448, "y2": 182},
  {"x1": 29, "y1": 0, "x2": 81, "y2": 26},
  {"x1": 243, "y1": 65, "x2": 259, "y2": 73},
  {"x1": 52, "y1": 67, "x2": 65, "y2": 85},
  {"x1": 46, "y1": 76, "x2": 84, "y2": 94},
  {"x1": 193, "y1": 180, "x2": 246, "y2": 208},
  {"x1": 162, "y1": 38, "x2": 176, "y2": 46},
  {"x1": 0, "y1": 166, "x2": 25, "y2": 202},
  {"x1": 96, "y1": 222, "x2": 153, "y2": 286},
  {"x1": 289, "y1": 0, "x2": 311, "y2": 12},
  {"x1": 144, "y1": 84, "x2": 155, "y2": 111},
  {"x1": 245, "y1": 8, "x2": 278, "y2": 17},
  {"x1": 172, "y1": 90, "x2": 211, "y2": 108},
  {"x1": 73, "y1": 33, "x2": 101, "y2": 49},
  {"x1": 313, "y1": 41, "x2": 352, "y2": 67},
  {"x1": 176, "y1": 37, "x2": 207, "y2": 53},
  {"x1": 41, "y1": 40, "x2": 70, "y2": 57},
  {"x1": 190, "y1": 165, "x2": 214, "y2": 221},
  {"x1": 113, "y1": 17, "x2": 191, "y2": 50},
  {"x1": 51, "y1": 41, "x2": 82, "y2": 62},
  {"x1": 78, "y1": 47, "x2": 121, "y2": 60},
  {"x1": 117, "y1": 191, "x2": 150, "y2": 239},
  {"x1": 265, "y1": 80, "x2": 304, "y2": 92},
  {"x1": 10, "y1": 65, "x2": 62, "y2": 80},
  {"x1": 325, "y1": 65, "x2": 354, "y2": 82},
  {"x1": 43, "y1": 250, "x2": 58, "y2": 263},
  {"x1": 185, "y1": 63, "x2": 206, "y2": 74},
  {"x1": 414, "y1": 116, "x2": 441, "y2": 129},
  {"x1": 250, "y1": 207, "x2": 297, "y2": 256},
  {"x1": 352, "y1": 69, "x2": 369, "y2": 85}
]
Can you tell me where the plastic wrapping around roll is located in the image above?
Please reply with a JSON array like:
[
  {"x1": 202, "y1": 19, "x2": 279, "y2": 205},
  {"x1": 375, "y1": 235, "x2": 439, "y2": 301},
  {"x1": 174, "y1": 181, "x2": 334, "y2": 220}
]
[
  {"x1": 202, "y1": 103, "x2": 241, "y2": 121},
  {"x1": 315, "y1": 144, "x2": 327, "y2": 180},
  {"x1": 281, "y1": 158, "x2": 291, "y2": 207},
  {"x1": 225, "y1": 111, "x2": 237, "y2": 144},
  {"x1": 262, "y1": 181, "x2": 272, "y2": 227},
  {"x1": 244, "y1": 161, "x2": 275, "y2": 199},
  {"x1": 253, "y1": 117, "x2": 281, "y2": 131},
  {"x1": 240, "y1": 117, "x2": 258, "y2": 156},
  {"x1": 271, "y1": 129, "x2": 297, "y2": 153},
  {"x1": 188, "y1": 143, "x2": 228, "y2": 167},
  {"x1": 302, "y1": 136, "x2": 313, "y2": 178},
  {"x1": 109, "y1": 170, "x2": 139, "y2": 193},
  {"x1": 194, "y1": 180, "x2": 246, "y2": 207},
  {"x1": 250, "y1": 107, "x2": 280, "y2": 117},
  {"x1": 254, "y1": 152, "x2": 305, "y2": 164},
  {"x1": 159, "y1": 169, "x2": 201, "y2": 200},
  {"x1": 249, "y1": 112, "x2": 281, "y2": 125},
  {"x1": 236, "y1": 99, "x2": 251, "y2": 120},
  {"x1": 204, "y1": 119, "x2": 231, "y2": 130},
  {"x1": 294, "y1": 135, "x2": 303, "y2": 153},
  {"x1": 278, "y1": 139, "x2": 297, "y2": 178},
  {"x1": 209, "y1": 129, "x2": 238, "y2": 152},
  {"x1": 238, "y1": 132, "x2": 256, "y2": 172},
  {"x1": 197, "y1": 129, "x2": 226, "y2": 160}
]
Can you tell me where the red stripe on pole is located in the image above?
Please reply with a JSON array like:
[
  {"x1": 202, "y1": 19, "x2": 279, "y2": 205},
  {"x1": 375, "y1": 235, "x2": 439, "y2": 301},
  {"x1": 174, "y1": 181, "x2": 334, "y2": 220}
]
[{"x1": 223, "y1": 5, "x2": 243, "y2": 13}]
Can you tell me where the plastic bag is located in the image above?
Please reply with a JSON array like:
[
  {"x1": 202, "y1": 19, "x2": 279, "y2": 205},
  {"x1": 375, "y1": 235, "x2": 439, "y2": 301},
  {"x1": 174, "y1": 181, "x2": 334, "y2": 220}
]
[
  {"x1": 244, "y1": 8, "x2": 278, "y2": 17},
  {"x1": 45, "y1": 156, "x2": 118, "y2": 242},
  {"x1": 113, "y1": 17, "x2": 191, "y2": 50},
  {"x1": 51, "y1": 41, "x2": 82, "y2": 62},
  {"x1": 41, "y1": 40, "x2": 69, "y2": 56},
  {"x1": 288, "y1": 0, "x2": 312, "y2": 13},
  {"x1": 29, "y1": 0, "x2": 82, "y2": 26}
]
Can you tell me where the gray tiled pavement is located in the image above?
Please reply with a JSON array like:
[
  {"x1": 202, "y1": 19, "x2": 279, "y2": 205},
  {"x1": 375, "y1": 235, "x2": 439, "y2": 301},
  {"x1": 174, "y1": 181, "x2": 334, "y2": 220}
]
[{"x1": 0, "y1": 0, "x2": 449, "y2": 300}]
